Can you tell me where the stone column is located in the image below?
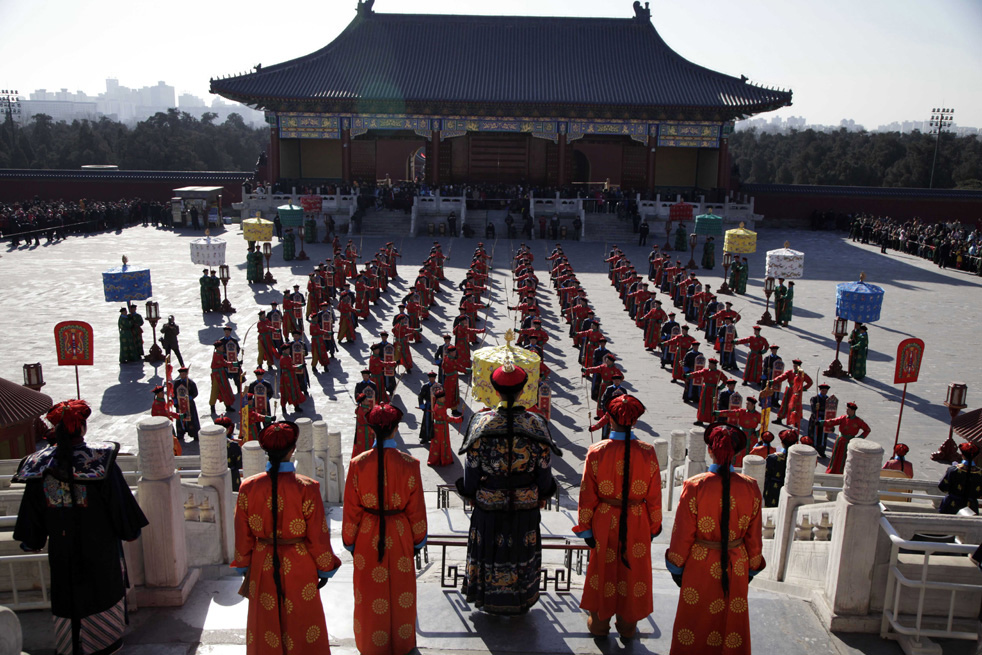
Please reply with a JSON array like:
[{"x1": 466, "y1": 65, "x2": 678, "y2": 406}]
[
  {"x1": 769, "y1": 444, "x2": 817, "y2": 582},
  {"x1": 652, "y1": 438, "x2": 668, "y2": 472},
  {"x1": 313, "y1": 420, "x2": 329, "y2": 501},
  {"x1": 666, "y1": 429, "x2": 687, "y2": 510},
  {"x1": 242, "y1": 441, "x2": 267, "y2": 480},
  {"x1": 327, "y1": 429, "x2": 345, "y2": 503},
  {"x1": 197, "y1": 424, "x2": 234, "y2": 563},
  {"x1": 136, "y1": 416, "x2": 198, "y2": 605},
  {"x1": 825, "y1": 439, "x2": 884, "y2": 616},
  {"x1": 741, "y1": 454, "x2": 766, "y2": 498},
  {"x1": 294, "y1": 417, "x2": 314, "y2": 481},
  {"x1": 0, "y1": 605, "x2": 23, "y2": 655},
  {"x1": 683, "y1": 426, "x2": 707, "y2": 480}
]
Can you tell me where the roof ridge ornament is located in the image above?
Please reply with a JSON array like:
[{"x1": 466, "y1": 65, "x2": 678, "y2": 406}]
[
  {"x1": 356, "y1": 0, "x2": 375, "y2": 17},
  {"x1": 633, "y1": 1, "x2": 651, "y2": 21}
]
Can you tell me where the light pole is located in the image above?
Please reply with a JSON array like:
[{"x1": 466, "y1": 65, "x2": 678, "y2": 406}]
[
  {"x1": 928, "y1": 107, "x2": 954, "y2": 189},
  {"x1": 144, "y1": 301, "x2": 165, "y2": 364},
  {"x1": 758, "y1": 276, "x2": 776, "y2": 326},
  {"x1": 219, "y1": 264, "x2": 236, "y2": 314},
  {"x1": 823, "y1": 316, "x2": 850, "y2": 378},
  {"x1": 262, "y1": 242, "x2": 277, "y2": 285}
]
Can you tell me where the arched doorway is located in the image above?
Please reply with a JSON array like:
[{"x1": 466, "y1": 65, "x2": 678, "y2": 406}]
[
  {"x1": 408, "y1": 146, "x2": 426, "y2": 182},
  {"x1": 572, "y1": 150, "x2": 590, "y2": 184}
]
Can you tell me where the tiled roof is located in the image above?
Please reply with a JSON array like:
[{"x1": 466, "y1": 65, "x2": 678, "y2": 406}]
[
  {"x1": 210, "y1": 9, "x2": 791, "y2": 118},
  {"x1": 0, "y1": 377, "x2": 51, "y2": 429}
]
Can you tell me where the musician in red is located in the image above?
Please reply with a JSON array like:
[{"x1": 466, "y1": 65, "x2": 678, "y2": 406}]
[
  {"x1": 773, "y1": 358, "x2": 813, "y2": 429},
  {"x1": 337, "y1": 294, "x2": 358, "y2": 344},
  {"x1": 428, "y1": 389, "x2": 463, "y2": 467},
  {"x1": 824, "y1": 402, "x2": 872, "y2": 474},
  {"x1": 256, "y1": 310, "x2": 278, "y2": 368},
  {"x1": 577, "y1": 321, "x2": 606, "y2": 367},
  {"x1": 209, "y1": 341, "x2": 236, "y2": 414},
  {"x1": 686, "y1": 359, "x2": 730, "y2": 426},
  {"x1": 367, "y1": 345, "x2": 389, "y2": 404},
  {"x1": 453, "y1": 316, "x2": 485, "y2": 366},
  {"x1": 440, "y1": 346, "x2": 468, "y2": 410},
  {"x1": 278, "y1": 345, "x2": 308, "y2": 414},
  {"x1": 662, "y1": 326, "x2": 698, "y2": 382},
  {"x1": 736, "y1": 325, "x2": 769, "y2": 387},
  {"x1": 392, "y1": 316, "x2": 420, "y2": 374},
  {"x1": 748, "y1": 429, "x2": 776, "y2": 459},
  {"x1": 519, "y1": 318, "x2": 549, "y2": 348},
  {"x1": 638, "y1": 299, "x2": 667, "y2": 351},
  {"x1": 151, "y1": 385, "x2": 183, "y2": 456},
  {"x1": 882, "y1": 443, "x2": 914, "y2": 478},
  {"x1": 309, "y1": 315, "x2": 335, "y2": 373},
  {"x1": 582, "y1": 354, "x2": 622, "y2": 410},
  {"x1": 718, "y1": 396, "x2": 763, "y2": 462}
]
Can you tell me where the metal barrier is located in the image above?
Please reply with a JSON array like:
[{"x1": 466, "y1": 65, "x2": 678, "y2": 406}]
[
  {"x1": 419, "y1": 534, "x2": 589, "y2": 593},
  {"x1": 879, "y1": 515, "x2": 980, "y2": 645},
  {"x1": 0, "y1": 553, "x2": 50, "y2": 610}
]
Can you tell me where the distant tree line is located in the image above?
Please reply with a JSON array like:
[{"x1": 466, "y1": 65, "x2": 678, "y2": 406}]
[
  {"x1": 0, "y1": 108, "x2": 268, "y2": 171},
  {"x1": 728, "y1": 128, "x2": 982, "y2": 189}
]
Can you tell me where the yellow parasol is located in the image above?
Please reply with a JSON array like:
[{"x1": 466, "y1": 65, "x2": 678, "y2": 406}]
[
  {"x1": 723, "y1": 222, "x2": 757, "y2": 254},
  {"x1": 470, "y1": 329, "x2": 541, "y2": 409},
  {"x1": 243, "y1": 214, "x2": 274, "y2": 242}
]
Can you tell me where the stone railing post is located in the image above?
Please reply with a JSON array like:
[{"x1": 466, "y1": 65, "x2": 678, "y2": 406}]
[
  {"x1": 241, "y1": 441, "x2": 266, "y2": 480},
  {"x1": 825, "y1": 440, "x2": 883, "y2": 616},
  {"x1": 326, "y1": 429, "x2": 345, "y2": 503},
  {"x1": 652, "y1": 438, "x2": 668, "y2": 473},
  {"x1": 313, "y1": 420, "x2": 329, "y2": 501},
  {"x1": 136, "y1": 416, "x2": 197, "y2": 605},
  {"x1": 294, "y1": 418, "x2": 314, "y2": 480},
  {"x1": 197, "y1": 424, "x2": 234, "y2": 563},
  {"x1": 683, "y1": 426, "x2": 707, "y2": 480},
  {"x1": 741, "y1": 454, "x2": 766, "y2": 498},
  {"x1": 0, "y1": 605, "x2": 23, "y2": 655},
  {"x1": 666, "y1": 429, "x2": 687, "y2": 510},
  {"x1": 770, "y1": 444, "x2": 817, "y2": 582}
]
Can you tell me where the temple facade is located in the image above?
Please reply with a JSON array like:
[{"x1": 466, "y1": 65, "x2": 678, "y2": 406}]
[{"x1": 210, "y1": 1, "x2": 792, "y2": 191}]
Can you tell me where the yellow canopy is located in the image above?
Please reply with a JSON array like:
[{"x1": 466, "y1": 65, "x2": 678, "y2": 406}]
[
  {"x1": 724, "y1": 222, "x2": 757, "y2": 254},
  {"x1": 243, "y1": 216, "x2": 274, "y2": 242},
  {"x1": 470, "y1": 330, "x2": 541, "y2": 409}
]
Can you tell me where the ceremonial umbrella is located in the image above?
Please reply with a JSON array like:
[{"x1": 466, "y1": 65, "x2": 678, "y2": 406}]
[
  {"x1": 669, "y1": 201, "x2": 693, "y2": 222},
  {"x1": 724, "y1": 223, "x2": 757, "y2": 254},
  {"x1": 242, "y1": 216, "x2": 274, "y2": 243},
  {"x1": 694, "y1": 212, "x2": 723, "y2": 236},
  {"x1": 470, "y1": 329, "x2": 541, "y2": 409},
  {"x1": 190, "y1": 233, "x2": 227, "y2": 268},
  {"x1": 277, "y1": 204, "x2": 304, "y2": 228},
  {"x1": 765, "y1": 241, "x2": 805, "y2": 279},
  {"x1": 103, "y1": 256, "x2": 152, "y2": 302},
  {"x1": 835, "y1": 273, "x2": 885, "y2": 323}
]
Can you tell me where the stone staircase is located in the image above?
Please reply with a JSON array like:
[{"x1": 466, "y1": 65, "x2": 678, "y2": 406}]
[
  {"x1": 355, "y1": 208, "x2": 412, "y2": 236},
  {"x1": 583, "y1": 211, "x2": 639, "y2": 243}
]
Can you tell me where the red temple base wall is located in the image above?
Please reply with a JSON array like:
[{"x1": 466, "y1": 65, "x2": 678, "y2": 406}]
[{"x1": 0, "y1": 175, "x2": 246, "y2": 203}]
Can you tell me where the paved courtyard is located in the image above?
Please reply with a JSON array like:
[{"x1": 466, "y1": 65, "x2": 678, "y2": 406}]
[{"x1": 5, "y1": 222, "x2": 982, "y2": 654}]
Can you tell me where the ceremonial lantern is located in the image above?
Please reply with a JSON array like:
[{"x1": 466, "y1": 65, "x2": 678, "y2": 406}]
[
  {"x1": 835, "y1": 272, "x2": 885, "y2": 324},
  {"x1": 103, "y1": 255, "x2": 152, "y2": 303},
  {"x1": 242, "y1": 215, "x2": 274, "y2": 243},
  {"x1": 470, "y1": 329, "x2": 541, "y2": 409},
  {"x1": 277, "y1": 203, "x2": 309, "y2": 261},
  {"x1": 724, "y1": 223, "x2": 757, "y2": 255},
  {"x1": 759, "y1": 276, "x2": 777, "y2": 326},
  {"x1": 933, "y1": 383, "x2": 969, "y2": 464},
  {"x1": 687, "y1": 232, "x2": 699, "y2": 269},
  {"x1": 22, "y1": 363, "x2": 44, "y2": 391},
  {"x1": 189, "y1": 233, "x2": 227, "y2": 269},
  {"x1": 218, "y1": 264, "x2": 235, "y2": 314},
  {"x1": 144, "y1": 301, "x2": 165, "y2": 364},
  {"x1": 719, "y1": 251, "x2": 734, "y2": 295},
  {"x1": 765, "y1": 241, "x2": 804, "y2": 280},
  {"x1": 823, "y1": 316, "x2": 850, "y2": 378},
  {"x1": 262, "y1": 241, "x2": 277, "y2": 284}
]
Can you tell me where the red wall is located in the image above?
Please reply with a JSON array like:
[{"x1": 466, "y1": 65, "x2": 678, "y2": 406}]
[
  {"x1": 375, "y1": 138, "x2": 426, "y2": 181},
  {"x1": 572, "y1": 141, "x2": 623, "y2": 186},
  {"x1": 750, "y1": 189, "x2": 982, "y2": 224}
]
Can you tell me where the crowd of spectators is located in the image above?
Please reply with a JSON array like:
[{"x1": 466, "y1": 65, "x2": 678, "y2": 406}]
[
  {"x1": 1, "y1": 198, "x2": 174, "y2": 246},
  {"x1": 849, "y1": 215, "x2": 982, "y2": 274}
]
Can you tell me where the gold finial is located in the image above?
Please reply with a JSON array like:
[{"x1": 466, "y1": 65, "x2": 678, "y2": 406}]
[
  {"x1": 784, "y1": 240, "x2": 790, "y2": 249},
  {"x1": 205, "y1": 228, "x2": 211, "y2": 237},
  {"x1": 859, "y1": 271, "x2": 866, "y2": 282},
  {"x1": 739, "y1": 221, "x2": 745, "y2": 228},
  {"x1": 504, "y1": 329, "x2": 515, "y2": 346},
  {"x1": 121, "y1": 255, "x2": 128, "y2": 266}
]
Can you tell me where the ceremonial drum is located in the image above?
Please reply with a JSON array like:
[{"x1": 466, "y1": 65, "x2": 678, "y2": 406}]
[
  {"x1": 103, "y1": 262, "x2": 152, "y2": 302},
  {"x1": 765, "y1": 242, "x2": 804, "y2": 279},
  {"x1": 835, "y1": 279, "x2": 885, "y2": 323},
  {"x1": 190, "y1": 236, "x2": 227, "y2": 267}
]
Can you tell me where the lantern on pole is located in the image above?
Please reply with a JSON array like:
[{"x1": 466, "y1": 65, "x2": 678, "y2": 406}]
[
  {"x1": 932, "y1": 383, "x2": 969, "y2": 464},
  {"x1": 687, "y1": 232, "x2": 699, "y2": 269},
  {"x1": 719, "y1": 251, "x2": 734, "y2": 295},
  {"x1": 22, "y1": 363, "x2": 45, "y2": 391},
  {"x1": 144, "y1": 300, "x2": 165, "y2": 364},
  {"x1": 759, "y1": 276, "x2": 777, "y2": 326},
  {"x1": 262, "y1": 241, "x2": 277, "y2": 284},
  {"x1": 218, "y1": 264, "x2": 235, "y2": 314},
  {"x1": 823, "y1": 317, "x2": 850, "y2": 378}
]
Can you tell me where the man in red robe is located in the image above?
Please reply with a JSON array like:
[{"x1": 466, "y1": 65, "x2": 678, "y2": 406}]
[
  {"x1": 773, "y1": 358, "x2": 814, "y2": 429},
  {"x1": 824, "y1": 402, "x2": 872, "y2": 474},
  {"x1": 735, "y1": 325, "x2": 769, "y2": 386},
  {"x1": 686, "y1": 359, "x2": 729, "y2": 426}
]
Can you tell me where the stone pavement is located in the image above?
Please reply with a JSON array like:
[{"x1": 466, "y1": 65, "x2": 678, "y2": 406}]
[{"x1": 4, "y1": 223, "x2": 982, "y2": 653}]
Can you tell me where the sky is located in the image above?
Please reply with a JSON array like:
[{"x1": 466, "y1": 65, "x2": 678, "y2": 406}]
[{"x1": 2, "y1": 0, "x2": 980, "y2": 128}]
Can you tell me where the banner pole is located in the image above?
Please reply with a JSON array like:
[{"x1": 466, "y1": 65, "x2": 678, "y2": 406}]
[
  {"x1": 893, "y1": 382, "x2": 908, "y2": 449},
  {"x1": 75, "y1": 366, "x2": 81, "y2": 399}
]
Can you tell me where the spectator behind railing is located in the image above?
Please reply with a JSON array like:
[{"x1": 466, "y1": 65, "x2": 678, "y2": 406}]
[
  {"x1": 848, "y1": 214, "x2": 982, "y2": 275},
  {"x1": 2, "y1": 197, "x2": 169, "y2": 246}
]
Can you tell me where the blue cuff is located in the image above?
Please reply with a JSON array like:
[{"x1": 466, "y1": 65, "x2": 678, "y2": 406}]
[
  {"x1": 749, "y1": 568, "x2": 760, "y2": 580},
  {"x1": 235, "y1": 567, "x2": 248, "y2": 575},
  {"x1": 665, "y1": 560, "x2": 684, "y2": 576},
  {"x1": 318, "y1": 568, "x2": 337, "y2": 580},
  {"x1": 576, "y1": 529, "x2": 594, "y2": 540},
  {"x1": 414, "y1": 536, "x2": 428, "y2": 551},
  {"x1": 343, "y1": 542, "x2": 355, "y2": 553}
]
